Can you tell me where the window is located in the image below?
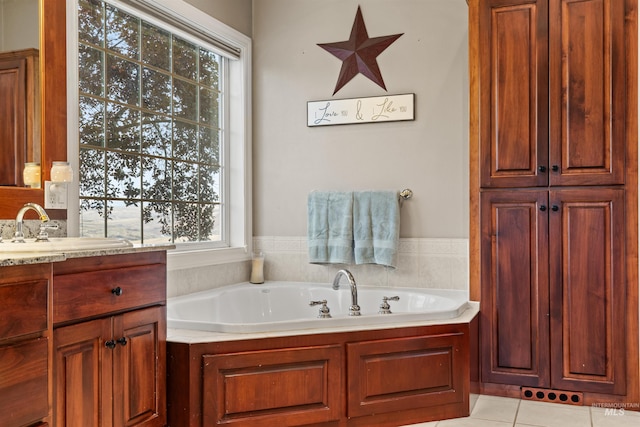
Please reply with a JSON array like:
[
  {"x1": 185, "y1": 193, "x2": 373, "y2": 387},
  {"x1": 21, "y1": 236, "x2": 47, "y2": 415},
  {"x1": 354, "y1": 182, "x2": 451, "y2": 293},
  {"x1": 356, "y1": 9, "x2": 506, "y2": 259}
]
[{"x1": 69, "y1": 0, "x2": 251, "y2": 263}]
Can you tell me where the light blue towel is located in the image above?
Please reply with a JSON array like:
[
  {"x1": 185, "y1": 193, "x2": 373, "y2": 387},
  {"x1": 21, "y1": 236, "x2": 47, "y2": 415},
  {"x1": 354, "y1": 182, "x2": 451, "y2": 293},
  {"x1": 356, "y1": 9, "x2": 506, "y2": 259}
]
[
  {"x1": 353, "y1": 191, "x2": 400, "y2": 268},
  {"x1": 307, "y1": 191, "x2": 354, "y2": 264}
]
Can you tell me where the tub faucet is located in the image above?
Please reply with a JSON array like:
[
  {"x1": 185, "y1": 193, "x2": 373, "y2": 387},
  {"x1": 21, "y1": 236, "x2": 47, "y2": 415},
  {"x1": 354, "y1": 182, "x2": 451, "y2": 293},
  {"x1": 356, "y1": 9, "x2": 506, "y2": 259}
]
[
  {"x1": 13, "y1": 203, "x2": 51, "y2": 243},
  {"x1": 332, "y1": 269, "x2": 361, "y2": 316}
]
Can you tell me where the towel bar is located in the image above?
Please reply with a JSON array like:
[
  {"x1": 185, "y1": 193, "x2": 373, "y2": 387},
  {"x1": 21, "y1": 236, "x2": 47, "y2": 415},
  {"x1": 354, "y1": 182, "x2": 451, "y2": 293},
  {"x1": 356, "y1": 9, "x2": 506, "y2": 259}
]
[{"x1": 399, "y1": 188, "x2": 413, "y2": 200}]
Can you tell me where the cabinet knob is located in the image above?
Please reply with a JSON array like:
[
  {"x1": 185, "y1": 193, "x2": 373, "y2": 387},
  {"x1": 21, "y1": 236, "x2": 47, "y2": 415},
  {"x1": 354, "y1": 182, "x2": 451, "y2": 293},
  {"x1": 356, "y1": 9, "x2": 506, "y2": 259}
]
[
  {"x1": 552, "y1": 165, "x2": 559, "y2": 172},
  {"x1": 538, "y1": 166, "x2": 547, "y2": 173},
  {"x1": 551, "y1": 205, "x2": 559, "y2": 211},
  {"x1": 540, "y1": 205, "x2": 547, "y2": 212},
  {"x1": 117, "y1": 337, "x2": 128, "y2": 346},
  {"x1": 112, "y1": 286, "x2": 123, "y2": 296},
  {"x1": 105, "y1": 340, "x2": 116, "y2": 349}
]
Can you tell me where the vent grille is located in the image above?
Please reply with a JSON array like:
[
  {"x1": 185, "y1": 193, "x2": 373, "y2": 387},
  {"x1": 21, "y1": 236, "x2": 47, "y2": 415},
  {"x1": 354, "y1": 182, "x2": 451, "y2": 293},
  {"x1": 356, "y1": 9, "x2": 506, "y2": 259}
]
[{"x1": 521, "y1": 387, "x2": 583, "y2": 406}]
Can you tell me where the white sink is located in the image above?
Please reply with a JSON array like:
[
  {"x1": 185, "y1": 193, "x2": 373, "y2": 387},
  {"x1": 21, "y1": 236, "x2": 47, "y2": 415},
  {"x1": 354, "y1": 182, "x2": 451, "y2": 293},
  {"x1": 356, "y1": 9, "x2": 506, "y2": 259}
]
[{"x1": 0, "y1": 237, "x2": 133, "y2": 253}]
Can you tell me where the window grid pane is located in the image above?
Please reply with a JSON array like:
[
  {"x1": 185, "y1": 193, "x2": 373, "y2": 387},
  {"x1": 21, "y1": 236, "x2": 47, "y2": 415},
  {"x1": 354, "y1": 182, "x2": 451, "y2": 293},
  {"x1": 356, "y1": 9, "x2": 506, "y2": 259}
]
[{"x1": 78, "y1": 0, "x2": 223, "y2": 245}]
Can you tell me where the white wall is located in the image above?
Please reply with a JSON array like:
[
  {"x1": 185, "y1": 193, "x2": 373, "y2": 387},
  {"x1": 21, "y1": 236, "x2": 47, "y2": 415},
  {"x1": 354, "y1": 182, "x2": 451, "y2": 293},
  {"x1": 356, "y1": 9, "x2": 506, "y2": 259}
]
[
  {"x1": 184, "y1": 0, "x2": 252, "y2": 37},
  {"x1": 0, "y1": 0, "x2": 38, "y2": 51},
  {"x1": 252, "y1": 0, "x2": 469, "y2": 238}
]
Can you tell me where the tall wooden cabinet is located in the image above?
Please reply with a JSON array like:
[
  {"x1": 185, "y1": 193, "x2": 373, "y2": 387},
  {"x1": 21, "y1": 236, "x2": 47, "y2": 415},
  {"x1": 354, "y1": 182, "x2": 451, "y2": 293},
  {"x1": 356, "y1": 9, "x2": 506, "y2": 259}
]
[{"x1": 470, "y1": 0, "x2": 638, "y2": 404}]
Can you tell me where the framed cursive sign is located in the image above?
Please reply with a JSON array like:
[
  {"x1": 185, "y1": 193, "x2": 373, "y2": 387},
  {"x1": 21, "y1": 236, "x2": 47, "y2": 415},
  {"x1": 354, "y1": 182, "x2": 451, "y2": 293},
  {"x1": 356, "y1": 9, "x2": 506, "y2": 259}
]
[{"x1": 307, "y1": 93, "x2": 415, "y2": 127}]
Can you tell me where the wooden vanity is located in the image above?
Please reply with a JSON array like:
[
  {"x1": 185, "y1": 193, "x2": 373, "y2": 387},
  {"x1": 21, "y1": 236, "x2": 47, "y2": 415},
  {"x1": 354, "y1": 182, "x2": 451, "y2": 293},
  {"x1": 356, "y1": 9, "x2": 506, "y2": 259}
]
[{"x1": 0, "y1": 247, "x2": 169, "y2": 427}]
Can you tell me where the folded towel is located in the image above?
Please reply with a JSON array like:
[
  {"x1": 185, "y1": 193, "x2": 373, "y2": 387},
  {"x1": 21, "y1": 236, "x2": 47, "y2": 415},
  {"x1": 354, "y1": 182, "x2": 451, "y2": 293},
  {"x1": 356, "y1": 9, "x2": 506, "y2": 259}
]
[
  {"x1": 307, "y1": 191, "x2": 354, "y2": 264},
  {"x1": 353, "y1": 191, "x2": 400, "y2": 268}
]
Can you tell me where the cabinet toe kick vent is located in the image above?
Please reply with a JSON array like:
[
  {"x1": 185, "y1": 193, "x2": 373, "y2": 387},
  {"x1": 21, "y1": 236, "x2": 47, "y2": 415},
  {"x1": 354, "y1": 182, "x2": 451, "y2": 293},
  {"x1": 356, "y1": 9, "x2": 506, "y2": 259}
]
[{"x1": 521, "y1": 387, "x2": 583, "y2": 406}]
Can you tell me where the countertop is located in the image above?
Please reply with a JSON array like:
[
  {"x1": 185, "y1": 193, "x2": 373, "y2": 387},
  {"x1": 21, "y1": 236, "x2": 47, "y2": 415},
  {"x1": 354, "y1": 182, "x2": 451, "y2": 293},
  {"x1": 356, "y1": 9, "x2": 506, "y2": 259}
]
[{"x1": 0, "y1": 243, "x2": 175, "y2": 267}]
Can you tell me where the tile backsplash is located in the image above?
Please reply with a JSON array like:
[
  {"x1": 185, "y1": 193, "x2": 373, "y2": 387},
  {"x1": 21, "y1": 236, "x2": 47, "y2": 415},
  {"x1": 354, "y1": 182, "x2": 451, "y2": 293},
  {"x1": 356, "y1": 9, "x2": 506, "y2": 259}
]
[
  {"x1": 0, "y1": 219, "x2": 67, "y2": 240},
  {"x1": 167, "y1": 236, "x2": 469, "y2": 298}
]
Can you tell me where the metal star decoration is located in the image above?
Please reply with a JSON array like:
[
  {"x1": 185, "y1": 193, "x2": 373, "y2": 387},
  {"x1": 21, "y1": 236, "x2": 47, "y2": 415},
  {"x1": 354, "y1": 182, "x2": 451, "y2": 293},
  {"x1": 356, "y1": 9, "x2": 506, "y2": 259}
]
[{"x1": 318, "y1": 6, "x2": 403, "y2": 95}]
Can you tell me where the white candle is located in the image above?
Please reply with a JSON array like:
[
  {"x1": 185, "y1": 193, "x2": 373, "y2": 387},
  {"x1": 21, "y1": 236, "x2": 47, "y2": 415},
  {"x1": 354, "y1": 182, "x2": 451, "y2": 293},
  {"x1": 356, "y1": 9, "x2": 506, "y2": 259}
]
[
  {"x1": 50, "y1": 161, "x2": 74, "y2": 183},
  {"x1": 250, "y1": 252, "x2": 265, "y2": 284},
  {"x1": 23, "y1": 162, "x2": 41, "y2": 188}
]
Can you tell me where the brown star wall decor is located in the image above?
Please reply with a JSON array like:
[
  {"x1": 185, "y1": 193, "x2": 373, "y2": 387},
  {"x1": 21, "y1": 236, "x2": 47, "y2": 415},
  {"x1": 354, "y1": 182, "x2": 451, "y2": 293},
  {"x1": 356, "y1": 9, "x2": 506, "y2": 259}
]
[{"x1": 317, "y1": 6, "x2": 403, "y2": 95}]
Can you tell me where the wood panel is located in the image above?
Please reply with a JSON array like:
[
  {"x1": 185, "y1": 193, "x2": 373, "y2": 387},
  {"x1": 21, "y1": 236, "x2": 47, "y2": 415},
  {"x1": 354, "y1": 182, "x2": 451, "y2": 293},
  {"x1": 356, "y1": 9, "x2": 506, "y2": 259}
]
[
  {"x1": 202, "y1": 345, "x2": 342, "y2": 426},
  {"x1": 53, "y1": 264, "x2": 166, "y2": 324},
  {"x1": 480, "y1": 190, "x2": 550, "y2": 386},
  {"x1": 479, "y1": 0, "x2": 548, "y2": 188},
  {"x1": 0, "y1": 338, "x2": 49, "y2": 427},
  {"x1": 549, "y1": 188, "x2": 626, "y2": 394},
  {"x1": 116, "y1": 306, "x2": 166, "y2": 427},
  {"x1": 168, "y1": 322, "x2": 474, "y2": 427},
  {"x1": 549, "y1": 0, "x2": 625, "y2": 185},
  {"x1": 346, "y1": 333, "x2": 468, "y2": 418},
  {"x1": 0, "y1": 279, "x2": 47, "y2": 340},
  {"x1": 54, "y1": 318, "x2": 113, "y2": 427}
]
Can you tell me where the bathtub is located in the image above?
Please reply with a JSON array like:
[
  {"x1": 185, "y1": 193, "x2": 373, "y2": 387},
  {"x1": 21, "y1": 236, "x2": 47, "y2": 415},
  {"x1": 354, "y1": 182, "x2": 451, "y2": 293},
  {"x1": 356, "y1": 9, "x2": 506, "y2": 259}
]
[{"x1": 167, "y1": 281, "x2": 469, "y2": 333}]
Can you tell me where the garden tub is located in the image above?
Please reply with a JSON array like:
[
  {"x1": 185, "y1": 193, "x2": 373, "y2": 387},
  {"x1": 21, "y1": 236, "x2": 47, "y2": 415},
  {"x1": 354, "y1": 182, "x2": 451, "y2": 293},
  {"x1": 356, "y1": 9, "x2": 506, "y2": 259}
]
[{"x1": 167, "y1": 280, "x2": 470, "y2": 333}]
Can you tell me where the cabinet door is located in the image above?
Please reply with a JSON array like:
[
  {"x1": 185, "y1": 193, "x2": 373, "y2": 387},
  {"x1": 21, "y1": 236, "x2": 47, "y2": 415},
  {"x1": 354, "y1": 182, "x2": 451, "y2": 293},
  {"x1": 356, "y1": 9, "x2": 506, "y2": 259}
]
[
  {"x1": 53, "y1": 318, "x2": 113, "y2": 427},
  {"x1": 0, "y1": 57, "x2": 26, "y2": 186},
  {"x1": 548, "y1": 0, "x2": 625, "y2": 185},
  {"x1": 549, "y1": 188, "x2": 625, "y2": 394},
  {"x1": 480, "y1": 190, "x2": 550, "y2": 386},
  {"x1": 113, "y1": 306, "x2": 166, "y2": 427},
  {"x1": 479, "y1": 0, "x2": 549, "y2": 188}
]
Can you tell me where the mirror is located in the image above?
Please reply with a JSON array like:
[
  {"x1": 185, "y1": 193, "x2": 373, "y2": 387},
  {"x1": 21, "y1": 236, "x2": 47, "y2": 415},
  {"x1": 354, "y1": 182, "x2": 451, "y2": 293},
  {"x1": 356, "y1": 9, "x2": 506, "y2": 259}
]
[
  {"x1": 0, "y1": 0, "x2": 40, "y2": 188},
  {"x1": 0, "y1": 0, "x2": 67, "y2": 219}
]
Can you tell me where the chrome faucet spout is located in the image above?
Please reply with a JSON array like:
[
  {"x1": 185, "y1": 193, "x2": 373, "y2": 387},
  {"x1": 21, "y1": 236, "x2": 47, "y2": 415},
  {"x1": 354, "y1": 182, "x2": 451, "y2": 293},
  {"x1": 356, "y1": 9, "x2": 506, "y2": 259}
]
[
  {"x1": 332, "y1": 269, "x2": 360, "y2": 316},
  {"x1": 13, "y1": 203, "x2": 51, "y2": 242}
]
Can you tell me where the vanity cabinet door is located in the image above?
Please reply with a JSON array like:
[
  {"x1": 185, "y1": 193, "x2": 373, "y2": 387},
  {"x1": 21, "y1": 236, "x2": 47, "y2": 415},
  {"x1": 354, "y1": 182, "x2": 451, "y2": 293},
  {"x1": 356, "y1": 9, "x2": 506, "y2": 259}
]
[
  {"x1": 53, "y1": 318, "x2": 113, "y2": 427},
  {"x1": 114, "y1": 306, "x2": 166, "y2": 427},
  {"x1": 54, "y1": 307, "x2": 166, "y2": 427}
]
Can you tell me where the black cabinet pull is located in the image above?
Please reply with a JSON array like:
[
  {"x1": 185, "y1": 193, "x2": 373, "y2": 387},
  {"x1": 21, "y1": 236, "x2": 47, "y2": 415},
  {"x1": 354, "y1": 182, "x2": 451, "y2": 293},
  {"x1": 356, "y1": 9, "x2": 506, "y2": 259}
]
[
  {"x1": 552, "y1": 165, "x2": 559, "y2": 172},
  {"x1": 551, "y1": 205, "x2": 559, "y2": 211},
  {"x1": 112, "y1": 287, "x2": 123, "y2": 296},
  {"x1": 117, "y1": 337, "x2": 127, "y2": 346},
  {"x1": 540, "y1": 205, "x2": 547, "y2": 211},
  {"x1": 538, "y1": 165, "x2": 547, "y2": 172},
  {"x1": 105, "y1": 340, "x2": 116, "y2": 349}
]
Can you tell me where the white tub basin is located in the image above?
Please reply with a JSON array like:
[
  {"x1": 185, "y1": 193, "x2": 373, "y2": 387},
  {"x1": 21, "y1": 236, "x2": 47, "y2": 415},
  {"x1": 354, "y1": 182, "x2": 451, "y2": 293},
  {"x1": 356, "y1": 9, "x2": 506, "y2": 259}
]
[
  {"x1": 0, "y1": 237, "x2": 133, "y2": 253},
  {"x1": 168, "y1": 281, "x2": 470, "y2": 333}
]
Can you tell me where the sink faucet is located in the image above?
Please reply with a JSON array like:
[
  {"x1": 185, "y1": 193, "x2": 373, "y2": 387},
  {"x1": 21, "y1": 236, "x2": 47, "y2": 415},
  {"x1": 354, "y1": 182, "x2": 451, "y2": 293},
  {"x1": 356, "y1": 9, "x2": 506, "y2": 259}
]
[
  {"x1": 332, "y1": 269, "x2": 361, "y2": 316},
  {"x1": 13, "y1": 203, "x2": 52, "y2": 243}
]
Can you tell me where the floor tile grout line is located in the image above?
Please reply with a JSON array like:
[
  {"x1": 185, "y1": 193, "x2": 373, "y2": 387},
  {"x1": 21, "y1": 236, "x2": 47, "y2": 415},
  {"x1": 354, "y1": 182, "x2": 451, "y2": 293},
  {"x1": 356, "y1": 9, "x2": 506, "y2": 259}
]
[{"x1": 512, "y1": 398, "x2": 521, "y2": 426}]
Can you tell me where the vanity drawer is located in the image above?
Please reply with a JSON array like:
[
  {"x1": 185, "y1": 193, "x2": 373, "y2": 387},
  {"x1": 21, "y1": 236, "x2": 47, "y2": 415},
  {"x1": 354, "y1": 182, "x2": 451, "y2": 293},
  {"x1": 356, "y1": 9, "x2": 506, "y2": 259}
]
[
  {"x1": 53, "y1": 263, "x2": 166, "y2": 324},
  {"x1": 0, "y1": 338, "x2": 49, "y2": 427},
  {"x1": 0, "y1": 280, "x2": 48, "y2": 340}
]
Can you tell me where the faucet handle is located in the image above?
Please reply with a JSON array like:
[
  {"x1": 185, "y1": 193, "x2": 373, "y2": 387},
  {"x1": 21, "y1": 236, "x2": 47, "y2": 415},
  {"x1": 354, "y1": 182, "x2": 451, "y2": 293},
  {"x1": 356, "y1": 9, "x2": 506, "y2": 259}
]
[
  {"x1": 309, "y1": 300, "x2": 332, "y2": 318},
  {"x1": 36, "y1": 222, "x2": 59, "y2": 242},
  {"x1": 379, "y1": 296, "x2": 400, "y2": 314}
]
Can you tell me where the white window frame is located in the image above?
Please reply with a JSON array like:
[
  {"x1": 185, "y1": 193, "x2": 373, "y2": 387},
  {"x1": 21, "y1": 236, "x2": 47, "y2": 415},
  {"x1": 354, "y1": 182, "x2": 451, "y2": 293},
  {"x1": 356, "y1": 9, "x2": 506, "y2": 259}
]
[{"x1": 66, "y1": 0, "x2": 253, "y2": 270}]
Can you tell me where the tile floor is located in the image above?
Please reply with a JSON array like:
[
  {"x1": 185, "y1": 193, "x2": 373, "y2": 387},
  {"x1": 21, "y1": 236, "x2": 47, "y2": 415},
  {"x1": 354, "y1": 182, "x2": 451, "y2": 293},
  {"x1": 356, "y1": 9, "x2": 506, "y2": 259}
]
[{"x1": 402, "y1": 394, "x2": 640, "y2": 427}]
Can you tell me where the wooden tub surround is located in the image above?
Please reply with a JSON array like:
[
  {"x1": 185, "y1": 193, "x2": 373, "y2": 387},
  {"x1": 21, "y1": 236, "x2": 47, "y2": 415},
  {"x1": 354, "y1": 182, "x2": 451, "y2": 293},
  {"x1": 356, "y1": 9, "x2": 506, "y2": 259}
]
[{"x1": 167, "y1": 307, "x2": 478, "y2": 427}]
